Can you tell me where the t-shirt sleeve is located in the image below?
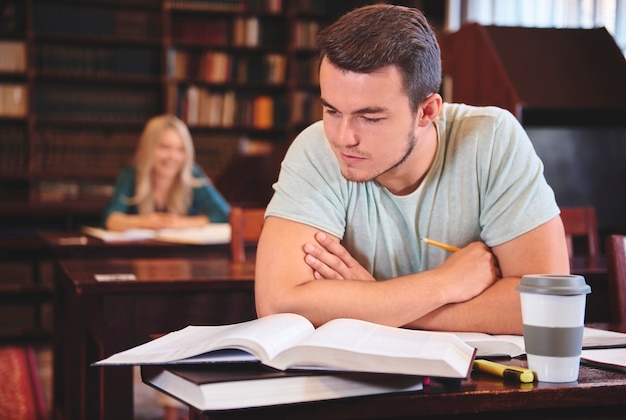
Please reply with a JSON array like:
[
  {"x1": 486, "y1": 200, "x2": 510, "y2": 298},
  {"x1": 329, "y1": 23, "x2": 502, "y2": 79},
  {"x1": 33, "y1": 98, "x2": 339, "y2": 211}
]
[
  {"x1": 478, "y1": 109, "x2": 560, "y2": 246},
  {"x1": 265, "y1": 123, "x2": 348, "y2": 238}
]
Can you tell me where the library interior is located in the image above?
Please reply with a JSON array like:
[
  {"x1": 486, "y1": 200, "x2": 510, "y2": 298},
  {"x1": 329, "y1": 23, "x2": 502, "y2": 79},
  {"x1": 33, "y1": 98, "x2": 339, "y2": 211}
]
[{"x1": 1, "y1": 0, "x2": 626, "y2": 419}]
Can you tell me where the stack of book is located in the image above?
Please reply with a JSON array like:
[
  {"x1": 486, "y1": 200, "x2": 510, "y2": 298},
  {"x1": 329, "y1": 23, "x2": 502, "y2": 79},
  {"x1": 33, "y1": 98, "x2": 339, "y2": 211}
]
[
  {"x1": 94, "y1": 313, "x2": 626, "y2": 412},
  {"x1": 94, "y1": 313, "x2": 475, "y2": 410}
]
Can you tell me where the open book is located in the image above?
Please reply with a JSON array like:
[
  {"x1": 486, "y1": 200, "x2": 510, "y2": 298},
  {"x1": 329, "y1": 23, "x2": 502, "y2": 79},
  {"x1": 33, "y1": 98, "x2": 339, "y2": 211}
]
[
  {"x1": 455, "y1": 327, "x2": 626, "y2": 358},
  {"x1": 142, "y1": 364, "x2": 424, "y2": 411},
  {"x1": 95, "y1": 313, "x2": 476, "y2": 379},
  {"x1": 82, "y1": 223, "x2": 231, "y2": 245}
]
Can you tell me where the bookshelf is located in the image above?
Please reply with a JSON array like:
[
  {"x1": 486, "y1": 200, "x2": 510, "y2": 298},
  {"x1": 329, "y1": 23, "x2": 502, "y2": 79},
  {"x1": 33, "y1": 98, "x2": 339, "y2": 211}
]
[
  {"x1": 0, "y1": 0, "x2": 29, "y2": 201},
  {"x1": 0, "y1": 0, "x2": 442, "y2": 339},
  {"x1": 0, "y1": 0, "x2": 438, "y2": 205}
]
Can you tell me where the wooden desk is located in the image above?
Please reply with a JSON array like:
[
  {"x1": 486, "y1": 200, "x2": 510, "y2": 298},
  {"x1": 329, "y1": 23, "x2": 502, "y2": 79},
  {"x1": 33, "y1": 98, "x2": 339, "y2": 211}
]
[
  {"x1": 40, "y1": 231, "x2": 230, "y2": 259},
  {"x1": 0, "y1": 200, "x2": 104, "y2": 339},
  {"x1": 176, "y1": 364, "x2": 626, "y2": 419},
  {"x1": 147, "y1": 323, "x2": 626, "y2": 420},
  {"x1": 52, "y1": 257, "x2": 256, "y2": 420}
]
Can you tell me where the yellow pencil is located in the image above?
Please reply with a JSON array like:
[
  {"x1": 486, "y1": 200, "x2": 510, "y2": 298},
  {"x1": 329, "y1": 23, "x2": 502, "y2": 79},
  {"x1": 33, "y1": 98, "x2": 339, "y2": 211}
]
[{"x1": 422, "y1": 237, "x2": 460, "y2": 252}]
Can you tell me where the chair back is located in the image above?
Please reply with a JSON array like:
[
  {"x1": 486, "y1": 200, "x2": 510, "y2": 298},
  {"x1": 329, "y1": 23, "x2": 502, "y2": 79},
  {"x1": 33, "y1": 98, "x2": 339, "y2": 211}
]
[
  {"x1": 606, "y1": 234, "x2": 626, "y2": 323},
  {"x1": 560, "y1": 206, "x2": 600, "y2": 258},
  {"x1": 229, "y1": 207, "x2": 265, "y2": 263}
]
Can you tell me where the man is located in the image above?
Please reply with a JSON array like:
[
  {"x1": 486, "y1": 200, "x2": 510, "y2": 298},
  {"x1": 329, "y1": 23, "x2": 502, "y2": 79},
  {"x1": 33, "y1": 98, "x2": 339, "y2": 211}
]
[{"x1": 255, "y1": 4, "x2": 569, "y2": 334}]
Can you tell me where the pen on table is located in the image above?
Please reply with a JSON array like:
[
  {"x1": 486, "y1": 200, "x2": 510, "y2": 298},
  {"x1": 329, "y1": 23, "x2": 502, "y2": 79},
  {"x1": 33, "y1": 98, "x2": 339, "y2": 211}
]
[
  {"x1": 473, "y1": 359, "x2": 534, "y2": 383},
  {"x1": 422, "y1": 238, "x2": 460, "y2": 252}
]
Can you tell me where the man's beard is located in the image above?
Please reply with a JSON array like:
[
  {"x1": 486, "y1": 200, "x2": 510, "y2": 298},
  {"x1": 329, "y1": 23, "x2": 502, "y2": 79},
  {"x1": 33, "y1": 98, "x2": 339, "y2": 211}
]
[{"x1": 340, "y1": 129, "x2": 418, "y2": 183}]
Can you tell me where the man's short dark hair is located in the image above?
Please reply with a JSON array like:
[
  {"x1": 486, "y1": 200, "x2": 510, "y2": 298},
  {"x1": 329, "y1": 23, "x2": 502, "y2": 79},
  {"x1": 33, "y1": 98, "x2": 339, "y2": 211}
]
[{"x1": 317, "y1": 4, "x2": 442, "y2": 112}]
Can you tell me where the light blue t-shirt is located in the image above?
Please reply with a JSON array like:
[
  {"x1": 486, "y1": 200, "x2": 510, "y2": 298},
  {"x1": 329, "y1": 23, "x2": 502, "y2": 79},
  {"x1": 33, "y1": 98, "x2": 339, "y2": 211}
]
[{"x1": 266, "y1": 103, "x2": 559, "y2": 280}]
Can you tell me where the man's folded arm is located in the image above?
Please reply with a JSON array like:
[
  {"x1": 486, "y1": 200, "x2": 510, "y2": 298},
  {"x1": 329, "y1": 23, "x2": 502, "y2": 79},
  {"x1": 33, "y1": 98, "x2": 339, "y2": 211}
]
[{"x1": 255, "y1": 216, "x2": 500, "y2": 329}]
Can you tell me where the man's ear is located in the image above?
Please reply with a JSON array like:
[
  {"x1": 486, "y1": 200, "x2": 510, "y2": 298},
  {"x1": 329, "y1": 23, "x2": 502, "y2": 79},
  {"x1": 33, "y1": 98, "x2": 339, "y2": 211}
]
[{"x1": 417, "y1": 93, "x2": 442, "y2": 127}]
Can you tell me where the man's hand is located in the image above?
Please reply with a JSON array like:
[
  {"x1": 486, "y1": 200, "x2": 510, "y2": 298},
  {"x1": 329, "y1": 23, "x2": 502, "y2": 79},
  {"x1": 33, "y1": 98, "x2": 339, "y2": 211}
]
[
  {"x1": 303, "y1": 231, "x2": 375, "y2": 281},
  {"x1": 432, "y1": 242, "x2": 500, "y2": 304}
]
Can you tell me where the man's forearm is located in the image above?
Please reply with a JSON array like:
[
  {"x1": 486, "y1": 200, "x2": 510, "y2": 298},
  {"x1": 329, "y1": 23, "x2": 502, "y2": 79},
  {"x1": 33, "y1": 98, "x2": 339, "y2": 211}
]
[
  {"x1": 259, "y1": 271, "x2": 453, "y2": 328},
  {"x1": 404, "y1": 277, "x2": 523, "y2": 334}
]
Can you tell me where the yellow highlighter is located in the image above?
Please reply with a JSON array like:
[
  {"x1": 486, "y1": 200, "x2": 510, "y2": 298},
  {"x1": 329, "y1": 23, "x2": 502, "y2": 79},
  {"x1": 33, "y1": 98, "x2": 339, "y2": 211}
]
[{"x1": 473, "y1": 359, "x2": 535, "y2": 383}]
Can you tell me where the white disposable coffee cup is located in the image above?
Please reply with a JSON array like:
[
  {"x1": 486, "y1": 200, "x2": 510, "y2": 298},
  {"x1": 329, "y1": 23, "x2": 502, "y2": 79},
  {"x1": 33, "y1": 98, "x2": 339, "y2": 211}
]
[{"x1": 516, "y1": 274, "x2": 591, "y2": 382}]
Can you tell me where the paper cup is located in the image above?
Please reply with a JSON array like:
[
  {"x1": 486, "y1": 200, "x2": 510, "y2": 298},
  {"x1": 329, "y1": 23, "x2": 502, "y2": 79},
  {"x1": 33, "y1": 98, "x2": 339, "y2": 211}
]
[{"x1": 516, "y1": 274, "x2": 591, "y2": 382}]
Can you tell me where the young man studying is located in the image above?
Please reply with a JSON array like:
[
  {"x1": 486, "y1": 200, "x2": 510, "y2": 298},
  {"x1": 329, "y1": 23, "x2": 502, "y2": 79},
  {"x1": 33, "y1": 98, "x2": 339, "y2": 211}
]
[{"x1": 255, "y1": 4, "x2": 570, "y2": 335}]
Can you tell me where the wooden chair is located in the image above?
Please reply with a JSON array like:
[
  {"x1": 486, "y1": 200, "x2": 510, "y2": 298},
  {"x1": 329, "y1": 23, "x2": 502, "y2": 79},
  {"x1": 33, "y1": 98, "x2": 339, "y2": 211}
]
[
  {"x1": 560, "y1": 206, "x2": 600, "y2": 258},
  {"x1": 606, "y1": 235, "x2": 626, "y2": 323},
  {"x1": 229, "y1": 207, "x2": 266, "y2": 263}
]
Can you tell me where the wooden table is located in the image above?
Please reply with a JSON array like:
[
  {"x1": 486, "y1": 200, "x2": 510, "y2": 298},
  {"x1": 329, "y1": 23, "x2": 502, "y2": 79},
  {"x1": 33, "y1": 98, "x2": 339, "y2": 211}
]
[
  {"x1": 52, "y1": 257, "x2": 256, "y2": 420},
  {"x1": 39, "y1": 231, "x2": 230, "y2": 259},
  {"x1": 177, "y1": 363, "x2": 626, "y2": 419},
  {"x1": 146, "y1": 323, "x2": 626, "y2": 420}
]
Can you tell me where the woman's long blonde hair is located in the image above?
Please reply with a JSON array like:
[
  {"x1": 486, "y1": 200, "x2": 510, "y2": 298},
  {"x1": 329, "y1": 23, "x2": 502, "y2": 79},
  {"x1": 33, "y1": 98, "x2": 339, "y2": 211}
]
[{"x1": 132, "y1": 115, "x2": 201, "y2": 215}]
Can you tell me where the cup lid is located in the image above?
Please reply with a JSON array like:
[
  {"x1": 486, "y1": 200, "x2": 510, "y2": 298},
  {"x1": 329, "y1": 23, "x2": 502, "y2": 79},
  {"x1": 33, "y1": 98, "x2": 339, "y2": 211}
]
[{"x1": 516, "y1": 274, "x2": 591, "y2": 295}]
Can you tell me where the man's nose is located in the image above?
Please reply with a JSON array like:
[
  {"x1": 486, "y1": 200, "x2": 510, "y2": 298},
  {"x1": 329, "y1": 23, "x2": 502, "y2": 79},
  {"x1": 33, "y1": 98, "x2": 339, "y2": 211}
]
[{"x1": 336, "y1": 118, "x2": 359, "y2": 147}]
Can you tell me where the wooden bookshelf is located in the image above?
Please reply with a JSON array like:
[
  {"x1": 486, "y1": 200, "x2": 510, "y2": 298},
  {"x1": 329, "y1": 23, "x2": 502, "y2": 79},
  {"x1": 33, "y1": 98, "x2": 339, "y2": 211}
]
[
  {"x1": 0, "y1": 0, "x2": 442, "y2": 339},
  {"x1": 0, "y1": 0, "x2": 436, "y2": 205}
]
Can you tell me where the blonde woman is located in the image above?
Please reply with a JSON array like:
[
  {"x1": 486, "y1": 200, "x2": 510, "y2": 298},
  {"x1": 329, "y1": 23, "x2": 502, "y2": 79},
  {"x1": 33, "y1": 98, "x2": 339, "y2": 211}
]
[{"x1": 103, "y1": 114, "x2": 229, "y2": 231}]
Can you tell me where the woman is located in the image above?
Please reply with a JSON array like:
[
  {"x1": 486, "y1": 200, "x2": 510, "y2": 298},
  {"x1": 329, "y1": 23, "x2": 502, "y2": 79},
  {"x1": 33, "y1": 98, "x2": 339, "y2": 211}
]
[{"x1": 103, "y1": 114, "x2": 229, "y2": 231}]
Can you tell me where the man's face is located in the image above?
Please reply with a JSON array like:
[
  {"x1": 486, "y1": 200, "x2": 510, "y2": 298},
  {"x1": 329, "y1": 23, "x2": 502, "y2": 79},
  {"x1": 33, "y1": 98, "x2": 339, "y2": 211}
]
[{"x1": 319, "y1": 58, "x2": 419, "y2": 185}]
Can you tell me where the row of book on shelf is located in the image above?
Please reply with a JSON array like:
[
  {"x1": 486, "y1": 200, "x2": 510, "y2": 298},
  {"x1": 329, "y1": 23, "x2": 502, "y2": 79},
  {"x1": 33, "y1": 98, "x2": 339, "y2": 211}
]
[
  {"x1": 35, "y1": 84, "x2": 160, "y2": 122},
  {"x1": 0, "y1": 83, "x2": 27, "y2": 117},
  {"x1": 171, "y1": 15, "x2": 285, "y2": 47},
  {"x1": 34, "y1": 129, "x2": 136, "y2": 171},
  {"x1": 35, "y1": 44, "x2": 160, "y2": 76},
  {"x1": 180, "y1": 85, "x2": 284, "y2": 129},
  {"x1": 168, "y1": 0, "x2": 327, "y2": 14},
  {"x1": 179, "y1": 84, "x2": 322, "y2": 128},
  {"x1": 172, "y1": 16, "x2": 321, "y2": 49},
  {"x1": 95, "y1": 313, "x2": 626, "y2": 411},
  {"x1": 169, "y1": 0, "x2": 283, "y2": 13},
  {"x1": 168, "y1": 49, "x2": 286, "y2": 84},
  {"x1": 0, "y1": 125, "x2": 26, "y2": 170},
  {"x1": 33, "y1": 4, "x2": 161, "y2": 39},
  {"x1": 0, "y1": 41, "x2": 26, "y2": 73}
]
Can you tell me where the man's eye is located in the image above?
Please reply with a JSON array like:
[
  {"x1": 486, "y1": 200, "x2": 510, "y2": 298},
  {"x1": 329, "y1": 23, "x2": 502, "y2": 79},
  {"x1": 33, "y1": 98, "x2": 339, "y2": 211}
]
[
  {"x1": 362, "y1": 116, "x2": 382, "y2": 123},
  {"x1": 325, "y1": 109, "x2": 340, "y2": 117}
]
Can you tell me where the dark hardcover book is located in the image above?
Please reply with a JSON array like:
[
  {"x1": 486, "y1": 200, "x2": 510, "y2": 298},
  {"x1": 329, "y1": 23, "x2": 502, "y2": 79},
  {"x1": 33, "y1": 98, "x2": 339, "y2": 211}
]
[{"x1": 142, "y1": 363, "x2": 424, "y2": 411}]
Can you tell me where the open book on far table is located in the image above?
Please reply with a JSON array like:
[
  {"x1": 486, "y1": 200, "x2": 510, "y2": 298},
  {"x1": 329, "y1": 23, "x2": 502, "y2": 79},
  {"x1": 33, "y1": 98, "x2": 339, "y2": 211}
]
[
  {"x1": 141, "y1": 364, "x2": 425, "y2": 411},
  {"x1": 81, "y1": 223, "x2": 231, "y2": 245},
  {"x1": 94, "y1": 313, "x2": 476, "y2": 379},
  {"x1": 455, "y1": 327, "x2": 626, "y2": 358}
]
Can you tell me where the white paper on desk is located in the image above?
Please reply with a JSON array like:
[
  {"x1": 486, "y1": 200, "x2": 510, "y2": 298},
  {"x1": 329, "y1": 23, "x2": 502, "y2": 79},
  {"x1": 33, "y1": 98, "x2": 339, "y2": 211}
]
[
  {"x1": 95, "y1": 274, "x2": 137, "y2": 282},
  {"x1": 581, "y1": 348, "x2": 626, "y2": 371},
  {"x1": 82, "y1": 226, "x2": 156, "y2": 242},
  {"x1": 82, "y1": 224, "x2": 231, "y2": 245},
  {"x1": 154, "y1": 224, "x2": 231, "y2": 245}
]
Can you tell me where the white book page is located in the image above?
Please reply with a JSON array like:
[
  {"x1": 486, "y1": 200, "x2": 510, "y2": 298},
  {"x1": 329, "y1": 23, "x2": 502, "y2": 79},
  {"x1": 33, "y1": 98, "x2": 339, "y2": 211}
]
[
  {"x1": 582, "y1": 327, "x2": 626, "y2": 348},
  {"x1": 270, "y1": 318, "x2": 474, "y2": 377},
  {"x1": 454, "y1": 332, "x2": 525, "y2": 357},
  {"x1": 94, "y1": 313, "x2": 313, "y2": 366}
]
